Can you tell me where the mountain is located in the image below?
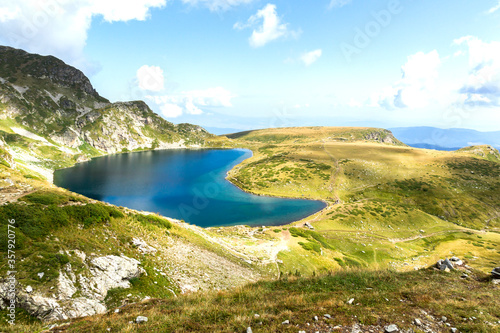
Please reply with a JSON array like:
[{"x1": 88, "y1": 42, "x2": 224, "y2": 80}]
[
  {"x1": 389, "y1": 126, "x2": 500, "y2": 150},
  {"x1": 226, "y1": 126, "x2": 406, "y2": 146},
  {"x1": 0, "y1": 47, "x2": 498, "y2": 330},
  {"x1": 0, "y1": 45, "x2": 214, "y2": 180}
]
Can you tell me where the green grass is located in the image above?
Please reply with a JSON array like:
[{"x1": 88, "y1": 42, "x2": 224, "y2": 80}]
[{"x1": 7, "y1": 268, "x2": 498, "y2": 333}]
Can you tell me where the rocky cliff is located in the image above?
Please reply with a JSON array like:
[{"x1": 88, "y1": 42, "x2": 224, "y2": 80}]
[{"x1": 0, "y1": 45, "x2": 214, "y2": 179}]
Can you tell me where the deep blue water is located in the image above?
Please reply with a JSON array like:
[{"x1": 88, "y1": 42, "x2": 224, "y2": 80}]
[{"x1": 53, "y1": 149, "x2": 326, "y2": 227}]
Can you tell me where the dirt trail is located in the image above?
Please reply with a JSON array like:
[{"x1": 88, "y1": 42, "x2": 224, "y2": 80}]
[{"x1": 0, "y1": 188, "x2": 36, "y2": 205}]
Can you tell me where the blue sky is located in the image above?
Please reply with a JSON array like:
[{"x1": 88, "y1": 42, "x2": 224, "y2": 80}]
[{"x1": 1, "y1": 0, "x2": 500, "y2": 131}]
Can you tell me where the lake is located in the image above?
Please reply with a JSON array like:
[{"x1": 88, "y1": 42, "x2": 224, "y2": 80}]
[{"x1": 53, "y1": 149, "x2": 326, "y2": 228}]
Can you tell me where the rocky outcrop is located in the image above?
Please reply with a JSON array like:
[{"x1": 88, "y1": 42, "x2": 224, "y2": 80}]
[
  {"x1": 0, "y1": 45, "x2": 213, "y2": 160},
  {"x1": 0, "y1": 46, "x2": 99, "y2": 97},
  {"x1": 0, "y1": 255, "x2": 143, "y2": 322},
  {"x1": 364, "y1": 130, "x2": 397, "y2": 144}
]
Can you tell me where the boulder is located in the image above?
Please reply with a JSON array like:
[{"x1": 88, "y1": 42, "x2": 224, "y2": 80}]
[
  {"x1": 303, "y1": 222, "x2": 314, "y2": 230},
  {"x1": 450, "y1": 257, "x2": 463, "y2": 266},
  {"x1": 131, "y1": 238, "x2": 157, "y2": 255},
  {"x1": 436, "y1": 258, "x2": 454, "y2": 271},
  {"x1": 384, "y1": 324, "x2": 399, "y2": 332},
  {"x1": 0, "y1": 255, "x2": 142, "y2": 322},
  {"x1": 136, "y1": 316, "x2": 148, "y2": 323},
  {"x1": 492, "y1": 267, "x2": 500, "y2": 278}
]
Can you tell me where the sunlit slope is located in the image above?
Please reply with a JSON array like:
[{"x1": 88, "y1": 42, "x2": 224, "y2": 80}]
[
  {"x1": 227, "y1": 126, "x2": 406, "y2": 146},
  {"x1": 227, "y1": 127, "x2": 500, "y2": 273}
]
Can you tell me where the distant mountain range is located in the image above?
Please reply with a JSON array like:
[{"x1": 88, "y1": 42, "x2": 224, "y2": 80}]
[
  {"x1": 389, "y1": 127, "x2": 500, "y2": 151},
  {"x1": 204, "y1": 127, "x2": 244, "y2": 135}
]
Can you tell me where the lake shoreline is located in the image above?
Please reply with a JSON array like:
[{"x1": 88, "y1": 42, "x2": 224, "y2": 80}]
[{"x1": 54, "y1": 147, "x2": 326, "y2": 228}]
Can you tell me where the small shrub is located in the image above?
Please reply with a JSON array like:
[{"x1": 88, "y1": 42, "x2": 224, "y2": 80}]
[
  {"x1": 134, "y1": 214, "x2": 172, "y2": 229},
  {"x1": 22, "y1": 191, "x2": 69, "y2": 205}
]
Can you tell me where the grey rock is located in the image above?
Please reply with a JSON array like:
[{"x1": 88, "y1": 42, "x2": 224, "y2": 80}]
[
  {"x1": 451, "y1": 328, "x2": 458, "y2": 333},
  {"x1": 303, "y1": 222, "x2": 314, "y2": 230},
  {"x1": 351, "y1": 323, "x2": 362, "y2": 333},
  {"x1": 313, "y1": 315, "x2": 318, "y2": 321},
  {"x1": 0, "y1": 255, "x2": 142, "y2": 322},
  {"x1": 131, "y1": 238, "x2": 157, "y2": 254},
  {"x1": 384, "y1": 324, "x2": 399, "y2": 333},
  {"x1": 246, "y1": 327, "x2": 253, "y2": 333},
  {"x1": 492, "y1": 267, "x2": 500, "y2": 278},
  {"x1": 135, "y1": 316, "x2": 148, "y2": 323},
  {"x1": 347, "y1": 298, "x2": 355, "y2": 304},
  {"x1": 450, "y1": 257, "x2": 463, "y2": 265},
  {"x1": 414, "y1": 318, "x2": 422, "y2": 326},
  {"x1": 442, "y1": 316, "x2": 447, "y2": 322},
  {"x1": 324, "y1": 314, "x2": 331, "y2": 319},
  {"x1": 437, "y1": 258, "x2": 454, "y2": 271},
  {"x1": 282, "y1": 320, "x2": 290, "y2": 325}
]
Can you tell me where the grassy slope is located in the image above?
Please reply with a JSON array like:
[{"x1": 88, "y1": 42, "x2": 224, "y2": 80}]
[
  {"x1": 1, "y1": 126, "x2": 499, "y2": 332},
  {"x1": 225, "y1": 127, "x2": 500, "y2": 276},
  {"x1": 10, "y1": 269, "x2": 500, "y2": 333},
  {"x1": 0, "y1": 161, "x2": 271, "y2": 330}
]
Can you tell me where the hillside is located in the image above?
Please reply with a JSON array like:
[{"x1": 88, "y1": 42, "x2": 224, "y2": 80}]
[
  {"x1": 0, "y1": 47, "x2": 499, "y2": 332},
  {"x1": 0, "y1": 46, "x2": 267, "y2": 324},
  {"x1": 0, "y1": 45, "x2": 214, "y2": 180},
  {"x1": 9, "y1": 269, "x2": 500, "y2": 333},
  {"x1": 223, "y1": 127, "x2": 500, "y2": 276},
  {"x1": 227, "y1": 127, "x2": 405, "y2": 146}
]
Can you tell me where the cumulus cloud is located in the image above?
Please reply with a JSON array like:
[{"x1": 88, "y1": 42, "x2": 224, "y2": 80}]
[
  {"x1": 181, "y1": 0, "x2": 255, "y2": 11},
  {"x1": 0, "y1": 0, "x2": 166, "y2": 70},
  {"x1": 159, "y1": 103, "x2": 184, "y2": 118},
  {"x1": 328, "y1": 0, "x2": 352, "y2": 9},
  {"x1": 453, "y1": 36, "x2": 500, "y2": 106},
  {"x1": 147, "y1": 87, "x2": 235, "y2": 118},
  {"x1": 234, "y1": 3, "x2": 297, "y2": 48},
  {"x1": 488, "y1": 1, "x2": 500, "y2": 13},
  {"x1": 370, "y1": 50, "x2": 441, "y2": 109},
  {"x1": 300, "y1": 49, "x2": 322, "y2": 66},
  {"x1": 137, "y1": 65, "x2": 165, "y2": 92}
]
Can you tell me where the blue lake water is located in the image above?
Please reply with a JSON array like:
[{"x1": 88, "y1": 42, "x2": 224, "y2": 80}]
[{"x1": 53, "y1": 149, "x2": 326, "y2": 228}]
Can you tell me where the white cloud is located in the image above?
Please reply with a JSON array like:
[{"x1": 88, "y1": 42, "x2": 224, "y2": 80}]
[
  {"x1": 137, "y1": 65, "x2": 165, "y2": 92},
  {"x1": 454, "y1": 36, "x2": 500, "y2": 106},
  {"x1": 234, "y1": 3, "x2": 296, "y2": 48},
  {"x1": 348, "y1": 98, "x2": 362, "y2": 108},
  {"x1": 160, "y1": 103, "x2": 183, "y2": 118},
  {"x1": 300, "y1": 49, "x2": 322, "y2": 66},
  {"x1": 328, "y1": 0, "x2": 352, "y2": 9},
  {"x1": 147, "y1": 87, "x2": 235, "y2": 118},
  {"x1": 371, "y1": 50, "x2": 441, "y2": 109},
  {"x1": 488, "y1": 1, "x2": 500, "y2": 13},
  {"x1": 0, "y1": 0, "x2": 166, "y2": 71},
  {"x1": 181, "y1": 0, "x2": 255, "y2": 11}
]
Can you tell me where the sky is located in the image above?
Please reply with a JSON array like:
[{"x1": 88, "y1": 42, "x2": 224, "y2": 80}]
[{"x1": 1, "y1": 0, "x2": 500, "y2": 132}]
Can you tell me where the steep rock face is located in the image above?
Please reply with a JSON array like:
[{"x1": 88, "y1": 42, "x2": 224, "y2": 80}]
[
  {"x1": 0, "y1": 255, "x2": 143, "y2": 321},
  {"x1": 0, "y1": 46, "x2": 98, "y2": 97},
  {"x1": 0, "y1": 45, "x2": 214, "y2": 164},
  {"x1": 363, "y1": 129, "x2": 398, "y2": 144}
]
